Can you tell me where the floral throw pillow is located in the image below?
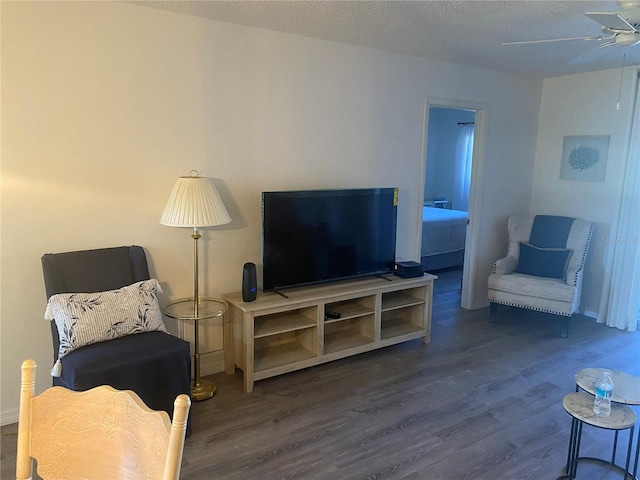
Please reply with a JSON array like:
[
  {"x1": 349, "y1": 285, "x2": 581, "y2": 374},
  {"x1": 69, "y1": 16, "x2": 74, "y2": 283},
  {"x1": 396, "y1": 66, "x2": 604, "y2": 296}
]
[{"x1": 45, "y1": 279, "x2": 167, "y2": 376}]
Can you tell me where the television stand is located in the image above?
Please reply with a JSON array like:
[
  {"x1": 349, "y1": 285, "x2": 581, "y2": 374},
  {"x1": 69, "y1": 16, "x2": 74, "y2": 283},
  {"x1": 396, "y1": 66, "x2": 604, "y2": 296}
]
[{"x1": 223, "y1": 273, "x2": 436, "y2": 393}]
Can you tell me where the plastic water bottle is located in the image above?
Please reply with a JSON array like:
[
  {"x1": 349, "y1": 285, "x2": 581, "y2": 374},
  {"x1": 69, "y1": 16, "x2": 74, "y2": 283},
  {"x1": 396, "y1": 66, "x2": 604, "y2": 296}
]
[{"x1": 593, "y1": 371, "x2": 614, "y2": 417}]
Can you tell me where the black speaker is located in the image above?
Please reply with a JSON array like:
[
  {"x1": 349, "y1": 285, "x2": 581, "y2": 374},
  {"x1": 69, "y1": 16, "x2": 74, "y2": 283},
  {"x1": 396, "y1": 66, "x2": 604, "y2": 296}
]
[{"x1": 242, "y1": 262, "x2": 257, "y2": 302}]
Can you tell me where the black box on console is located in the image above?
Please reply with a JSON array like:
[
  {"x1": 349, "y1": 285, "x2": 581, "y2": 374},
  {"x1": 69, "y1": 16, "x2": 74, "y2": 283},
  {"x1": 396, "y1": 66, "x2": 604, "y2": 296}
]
[{"x1": 393, "y1": 261, "x2": 424, "y2": 279}]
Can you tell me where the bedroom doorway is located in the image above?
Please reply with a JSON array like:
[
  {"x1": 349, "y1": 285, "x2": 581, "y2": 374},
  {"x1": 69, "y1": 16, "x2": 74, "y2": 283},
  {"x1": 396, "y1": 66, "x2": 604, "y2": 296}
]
[{"x1": 422, "y1": 103, "x2": 478, "y2": 305}]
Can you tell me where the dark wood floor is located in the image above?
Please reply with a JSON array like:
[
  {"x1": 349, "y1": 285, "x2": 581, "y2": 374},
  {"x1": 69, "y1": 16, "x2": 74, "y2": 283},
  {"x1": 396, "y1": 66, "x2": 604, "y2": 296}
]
[{"x1": 3, "y1": 268, "x2": 639, "y2": 479}]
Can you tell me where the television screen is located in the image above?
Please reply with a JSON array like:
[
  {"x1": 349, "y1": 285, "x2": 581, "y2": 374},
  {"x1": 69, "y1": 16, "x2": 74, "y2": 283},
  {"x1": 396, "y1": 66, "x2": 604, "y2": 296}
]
[{"x1": 262, "y1": 188, "x2": 398, "y2": 291}]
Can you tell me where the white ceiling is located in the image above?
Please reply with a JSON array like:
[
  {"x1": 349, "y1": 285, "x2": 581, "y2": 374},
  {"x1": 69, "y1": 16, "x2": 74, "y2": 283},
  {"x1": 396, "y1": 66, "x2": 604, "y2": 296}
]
[{"x1": 132, "y1": 0, "x2": 640, "y2": 78}]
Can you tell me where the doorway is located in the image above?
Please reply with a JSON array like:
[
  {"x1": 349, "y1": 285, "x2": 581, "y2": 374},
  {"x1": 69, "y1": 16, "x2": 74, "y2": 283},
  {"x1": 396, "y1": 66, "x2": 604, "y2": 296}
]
[
  {"x1": 423, "y1": 106, "x2": 475, "y2": 295},
  {"x1": 419, "y1": 97, "x2": 487, "y2": 310}
]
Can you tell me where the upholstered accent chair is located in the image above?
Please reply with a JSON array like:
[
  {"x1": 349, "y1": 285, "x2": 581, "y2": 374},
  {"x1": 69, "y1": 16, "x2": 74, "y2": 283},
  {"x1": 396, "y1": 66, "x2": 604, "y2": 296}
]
[
  {"x1": 487, "y1": 215, "x2": 593, "y2": 337},
  {"x1": 41, "y1": 245, "x2": 192, "y2": 434}
]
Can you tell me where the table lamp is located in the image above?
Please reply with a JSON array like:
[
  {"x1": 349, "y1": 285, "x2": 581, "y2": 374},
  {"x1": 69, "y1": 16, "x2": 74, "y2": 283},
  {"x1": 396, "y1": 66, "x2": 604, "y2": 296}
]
[{"x1": 160, "y1": 170, "x2": 231, "y2": 399}]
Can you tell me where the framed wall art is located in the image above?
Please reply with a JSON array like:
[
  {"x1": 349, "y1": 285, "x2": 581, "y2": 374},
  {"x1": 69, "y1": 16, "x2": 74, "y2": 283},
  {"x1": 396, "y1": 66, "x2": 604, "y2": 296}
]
[{"x1": 560, "y1": 135, "x2": 609, "y2": 182}]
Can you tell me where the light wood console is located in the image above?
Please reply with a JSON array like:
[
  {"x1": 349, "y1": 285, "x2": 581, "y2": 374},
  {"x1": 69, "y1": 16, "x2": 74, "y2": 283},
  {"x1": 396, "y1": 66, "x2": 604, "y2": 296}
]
[{"x1": 223, "y1": 273, "x2": 436, "y2": 392}]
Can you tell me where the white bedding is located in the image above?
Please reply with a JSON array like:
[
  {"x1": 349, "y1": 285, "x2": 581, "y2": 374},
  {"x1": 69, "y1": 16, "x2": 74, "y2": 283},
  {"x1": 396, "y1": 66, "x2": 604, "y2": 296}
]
[{"x1": 421, "y1": 206, "x2": 468, "y2": 257}]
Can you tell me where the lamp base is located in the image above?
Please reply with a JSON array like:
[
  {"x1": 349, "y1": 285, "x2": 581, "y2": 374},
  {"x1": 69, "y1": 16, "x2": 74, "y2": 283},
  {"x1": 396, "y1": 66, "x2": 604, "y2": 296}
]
[{"x1": 191, "y1": 379, "x2": 216, "y2": 401}]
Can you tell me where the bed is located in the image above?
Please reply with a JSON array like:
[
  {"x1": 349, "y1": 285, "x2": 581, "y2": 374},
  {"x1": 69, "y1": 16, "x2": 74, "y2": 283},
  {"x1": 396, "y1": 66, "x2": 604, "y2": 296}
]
[{"x1": 420, "y1": 206, "x2": 468, "y2": 271}]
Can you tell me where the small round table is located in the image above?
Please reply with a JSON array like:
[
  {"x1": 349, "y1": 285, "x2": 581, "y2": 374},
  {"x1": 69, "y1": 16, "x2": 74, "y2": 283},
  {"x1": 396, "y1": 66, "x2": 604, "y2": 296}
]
[
  {"x1": 164, "y1": 297, "x2": 228, "y2": 401},
  {"x1": 558, "y1": 392, "x2": 636, "y2": 480},
  {"x1": 560, "y1": 368, "x2": 640, "y2": 479},
  {"x1": 575, "y1": 369, "x2": 640, "y2": 406}
]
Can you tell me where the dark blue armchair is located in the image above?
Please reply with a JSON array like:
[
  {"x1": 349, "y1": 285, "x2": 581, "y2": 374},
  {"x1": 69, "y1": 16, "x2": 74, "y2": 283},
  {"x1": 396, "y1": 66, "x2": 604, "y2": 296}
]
[{"x1": 41, "y1": 245, "x2": 192, "y2": 434}]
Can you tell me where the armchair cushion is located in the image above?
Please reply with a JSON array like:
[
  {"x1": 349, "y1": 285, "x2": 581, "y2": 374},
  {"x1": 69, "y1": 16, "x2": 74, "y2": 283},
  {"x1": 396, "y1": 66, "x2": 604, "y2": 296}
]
[
  {"x1": 45, "y1": 279, "x2": 167, "y2": 362},
  {"x1": 488, "y1": 273, "x2": 577, "y2": 304},
  {"x1": 514, "y1": 242, "x2": 573, "y2": 279},
  {"x1": 529, "y1": 215, "x2": 575, "y2": 248},
  {"x1": 54, "y1": 331, "x2": 191, "y2": 420}
]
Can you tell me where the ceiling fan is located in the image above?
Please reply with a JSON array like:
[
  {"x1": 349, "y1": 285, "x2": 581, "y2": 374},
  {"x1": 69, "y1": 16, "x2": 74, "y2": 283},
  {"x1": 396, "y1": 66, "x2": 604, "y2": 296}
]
[{"x1": 503, "y1": 1, "x2": 640, "y2": 59}]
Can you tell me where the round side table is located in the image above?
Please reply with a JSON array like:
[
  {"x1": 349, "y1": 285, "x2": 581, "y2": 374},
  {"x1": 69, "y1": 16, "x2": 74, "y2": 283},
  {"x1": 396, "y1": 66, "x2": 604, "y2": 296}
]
[
  {"x1": 558, "y1": 392, "x2": 637, "y2": 480},
  {"x1": 575, "y1": 369, "x2": 640, "y2": 406},
  {"x1": 575, "y1": 368, "x2": 640, "y2": 478},
  {"x1": 164, "y1": 297, "x2": 228, "y2": 401}
]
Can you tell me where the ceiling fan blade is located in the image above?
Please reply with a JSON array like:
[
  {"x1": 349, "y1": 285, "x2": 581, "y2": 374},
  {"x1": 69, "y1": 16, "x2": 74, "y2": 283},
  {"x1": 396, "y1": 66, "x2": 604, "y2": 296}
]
[
  {"x1": 502, "y1": 35, "x2": 602, "y2": 46},
  {"x1": 599, "y1": 39, "x2": 618, "y2": 47},
  {"x1": 585, "y1": 12, "x2": 636, "y2": 31},
  {"x1": 569, "y1": 43, "x2": 613, "y2": 64}
]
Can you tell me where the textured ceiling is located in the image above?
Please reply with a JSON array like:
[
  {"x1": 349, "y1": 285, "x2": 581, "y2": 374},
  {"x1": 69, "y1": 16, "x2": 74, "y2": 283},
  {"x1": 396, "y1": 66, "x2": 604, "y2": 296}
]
[{"x1": 131, "y1": 0, "x2": 640, "y2": 78}]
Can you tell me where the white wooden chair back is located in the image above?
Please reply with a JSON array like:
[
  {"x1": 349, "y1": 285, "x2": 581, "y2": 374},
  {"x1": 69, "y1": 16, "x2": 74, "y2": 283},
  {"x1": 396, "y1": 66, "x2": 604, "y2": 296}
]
[{"x1": 16, "y1": 359, "x2": 191, "y2": 480}]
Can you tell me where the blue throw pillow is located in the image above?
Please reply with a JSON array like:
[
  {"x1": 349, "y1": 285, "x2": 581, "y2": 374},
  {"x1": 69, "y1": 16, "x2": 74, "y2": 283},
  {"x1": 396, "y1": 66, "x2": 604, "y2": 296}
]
[{"x1": 515, "y1": 242, "x2": 573, "y2": 279}]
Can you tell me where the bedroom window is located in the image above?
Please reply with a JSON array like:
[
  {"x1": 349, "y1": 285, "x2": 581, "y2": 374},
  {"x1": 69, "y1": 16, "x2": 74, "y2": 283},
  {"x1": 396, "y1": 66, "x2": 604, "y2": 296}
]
[{"x1": 453, "y1": 123, "x2": 474, "y2": 212}]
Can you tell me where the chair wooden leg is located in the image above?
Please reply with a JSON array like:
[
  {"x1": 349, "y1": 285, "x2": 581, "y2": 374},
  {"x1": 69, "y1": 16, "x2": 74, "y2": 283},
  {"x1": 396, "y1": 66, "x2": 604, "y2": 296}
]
[
  {"x1": 489, "y1": 302, "x2": 497, "y2": 323},
  {"x1": 561, "y1": 316, "x2": 570, "y2": 338},
  {"x1": 17, "y1": 359, "x2": 36, "y2": 480}
]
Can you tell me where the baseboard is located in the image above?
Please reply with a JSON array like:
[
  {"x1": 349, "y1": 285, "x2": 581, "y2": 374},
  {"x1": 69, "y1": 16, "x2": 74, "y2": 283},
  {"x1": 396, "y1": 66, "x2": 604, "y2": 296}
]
[
  {"x1": 199, "y1": 350, "x2": 226, "y2": 378},
  {"x1": 582, "y1": 309, "x2": 598, "y2": 320},
  {"x1": 1, "y1": 408, "x2": 19, "y2": 427}
]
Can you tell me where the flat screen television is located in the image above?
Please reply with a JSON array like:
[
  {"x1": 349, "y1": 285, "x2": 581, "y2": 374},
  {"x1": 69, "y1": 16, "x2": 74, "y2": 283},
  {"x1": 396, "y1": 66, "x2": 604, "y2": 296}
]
[{"x1": 262, "y1": 188, "x2": 398, "y2": 292}]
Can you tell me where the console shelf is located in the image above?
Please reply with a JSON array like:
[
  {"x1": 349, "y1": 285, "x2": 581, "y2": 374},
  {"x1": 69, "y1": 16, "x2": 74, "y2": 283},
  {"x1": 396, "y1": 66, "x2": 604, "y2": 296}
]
[
  {"x1": 254, "y1": 309, "x2": 317, "y2": 338},
  {"x1": 224, "y1": 273, "x2": 436, "y2": 392},
  {"x1": 254, "y1": 342, "x2": 316, "y2": 373},
  {"x1": 382, "y1": 289, "x2": 426, "y2": 311}
]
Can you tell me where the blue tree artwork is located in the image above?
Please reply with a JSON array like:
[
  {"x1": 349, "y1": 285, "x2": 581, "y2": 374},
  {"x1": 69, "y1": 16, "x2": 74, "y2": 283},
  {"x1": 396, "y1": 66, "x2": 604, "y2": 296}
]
[{"x1": 560, "y1": 135, "x2": 609, "y2": 182}]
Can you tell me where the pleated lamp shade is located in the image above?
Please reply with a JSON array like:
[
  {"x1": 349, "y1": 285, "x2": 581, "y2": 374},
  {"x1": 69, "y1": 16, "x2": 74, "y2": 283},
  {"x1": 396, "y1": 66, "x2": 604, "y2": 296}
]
[{"x1": 160, "y1": 175, "x2": 231, "y2": 227}]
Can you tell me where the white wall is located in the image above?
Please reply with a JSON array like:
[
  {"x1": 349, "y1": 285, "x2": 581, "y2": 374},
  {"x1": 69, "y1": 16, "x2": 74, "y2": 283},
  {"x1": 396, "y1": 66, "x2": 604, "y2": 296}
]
[
  {"x1": 0, "y1": 1, "x2": 542, "y2": 423},
  {"x1": 532, "y1": 67, "x2": 638, "y2": 317}
]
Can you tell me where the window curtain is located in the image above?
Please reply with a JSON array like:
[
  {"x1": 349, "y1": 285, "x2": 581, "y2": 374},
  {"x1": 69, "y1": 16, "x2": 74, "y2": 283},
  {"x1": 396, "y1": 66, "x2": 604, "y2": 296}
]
[
  {"x1": 453, "y1": 125, "x2": 474, "y2": 211},
  {"x1": 598, "y1": 72, "x2": 640, "y2": 332}
]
